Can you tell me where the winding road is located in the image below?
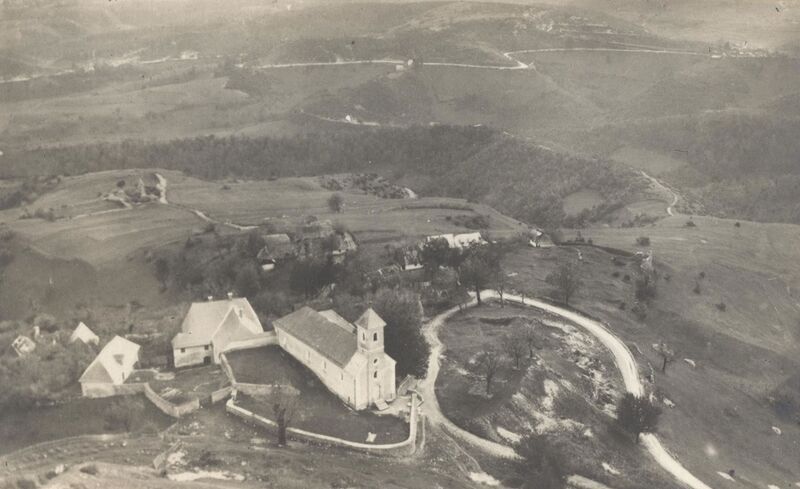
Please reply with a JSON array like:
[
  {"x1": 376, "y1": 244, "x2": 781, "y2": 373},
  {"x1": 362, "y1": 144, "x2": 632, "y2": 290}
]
[{"x1": 418, "y1": 290, "x2": 714, "y2": 489}]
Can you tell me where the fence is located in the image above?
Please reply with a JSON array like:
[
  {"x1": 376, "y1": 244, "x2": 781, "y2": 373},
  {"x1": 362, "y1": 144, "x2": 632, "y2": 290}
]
[
  {"x1": 225, "y1": 393, "x2": 420, "y2": 457},
  {"x1": 101, "y1": 381, "x2": 200, "y2": 418}
]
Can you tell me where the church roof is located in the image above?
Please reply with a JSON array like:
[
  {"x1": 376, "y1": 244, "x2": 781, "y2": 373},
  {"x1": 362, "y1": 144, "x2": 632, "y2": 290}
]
[
  {"x1": 273, "y1": 307, "x2": 359, "y2": 367},
  {"x1": 354, "y1": 308, "x2": 386, "y2": 330}
]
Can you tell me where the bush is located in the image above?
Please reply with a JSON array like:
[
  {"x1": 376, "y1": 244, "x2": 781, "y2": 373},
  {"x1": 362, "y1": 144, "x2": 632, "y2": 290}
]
[
  {"x1": 685, "y1": 220, "x2": 696, "y2": 227},
  {"x1": 734, "y1": 221, "x2": 741, "y2": 227},
  {"x1": 616, "y1": 393, "x2": 662, "y2": 438},
  {"x1": 15, "y1": 479, "x2": 36, "y2": 489},
  {"x1": 631, "y1": 301, "x2": 648, "y2": 320},
  {"x1": 636, "y1": 236, "x2": 650, "y2": 246},
  {"x1": 80, "y1": 465, "x2": 99, "y2": 475},
  {"x1": 611, "y1": 271, "x2": 620, "y2": 278},
  {"x1": 693, "y1": 281, "x2": 701, "y2": 294},
  {"x1": 327, "y1": 193, "x2": 345, "y2": 213},
  {"x1": 715, "y1": 301, "x2": 727, "y2": 312},
  {"x1": 197, "y1": 450, "x2": 223, "y2": 467}
]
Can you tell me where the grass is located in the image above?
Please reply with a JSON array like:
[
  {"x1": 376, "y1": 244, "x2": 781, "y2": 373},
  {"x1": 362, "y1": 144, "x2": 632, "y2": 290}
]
[
  {"x1": 435, "y1": 302, "x2": 676, "y2": 488},
  {"x1": 0, "y1": 395, "x2": 174, "y2": 455},
  {"x1": 563, "y1": 189, "x2": 605, "y2": 216},
  {"x1": 502, "y1": 216, "x2": 800, "y2": 487},
  {"x1": 226, "y1": 346, "x2": 408, "y2": 444}
]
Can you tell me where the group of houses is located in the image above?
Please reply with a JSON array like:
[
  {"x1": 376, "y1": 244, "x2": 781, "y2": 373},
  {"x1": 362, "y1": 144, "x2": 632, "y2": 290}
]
[
  {"x1": 257, "y1": 219, "x2": 358, "y2": 272},
  {"x1": 77, "y1": 293, "x2": 397, "y2": 411}
]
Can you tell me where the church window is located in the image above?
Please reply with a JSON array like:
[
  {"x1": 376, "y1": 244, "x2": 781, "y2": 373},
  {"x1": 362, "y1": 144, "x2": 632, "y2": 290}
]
[
  {"x1": 373, "y1": 371, "x2": 378, "y2": 379},
  {"x1": 373, "y1": 332, "x2": 378, "y2": 341},
  {"x1": 373, "y1": 358, "x2": 378, "y2": 365}
]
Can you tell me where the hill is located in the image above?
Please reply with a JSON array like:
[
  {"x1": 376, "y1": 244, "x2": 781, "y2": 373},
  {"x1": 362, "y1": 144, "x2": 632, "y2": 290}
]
[{"x1": 502, "y1": 215, "x2": 800, "y2": 487}]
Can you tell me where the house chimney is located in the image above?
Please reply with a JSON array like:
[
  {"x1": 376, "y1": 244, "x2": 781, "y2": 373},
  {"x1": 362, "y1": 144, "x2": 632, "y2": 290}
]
[
  {"x1": 207, "y1": 295, "x2": 214, "y2": 302},
  {"x1": 32, "y1": 326, "x2": 40, "y2": 339},
  {"x1": 227, "y1": 291, "x2": 234, "y2": 300}
]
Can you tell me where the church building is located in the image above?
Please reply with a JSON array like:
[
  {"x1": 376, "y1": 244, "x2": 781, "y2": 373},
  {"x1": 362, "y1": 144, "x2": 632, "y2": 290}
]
[{"x1": 273, "y1": 307, "x2": 396, "y2": 410}]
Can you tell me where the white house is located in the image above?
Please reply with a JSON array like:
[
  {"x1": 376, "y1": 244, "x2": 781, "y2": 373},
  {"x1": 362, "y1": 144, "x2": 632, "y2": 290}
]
[
  {"x1": 426, "y1": 232, "x2": 486, "y2": 250},
  {"x1": 11, "y1": 335, "x2": 36, "y2": 357},
  {"x1": 273, "y1": 307, "x2": 396, "y2": 410},
  {"x1": 79, "y1": 336, "x2": 140, "y2": 397},
  {"x1": 70, "y1": 322, "x2": 100, "y2": 346},
  {"x1": 172, "y1": 295, "x2": 264, "y2": 368}
]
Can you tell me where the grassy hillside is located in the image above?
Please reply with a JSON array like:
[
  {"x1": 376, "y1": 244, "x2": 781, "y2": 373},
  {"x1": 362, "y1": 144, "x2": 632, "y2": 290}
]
[
  {"x1": 5, "y1": 126, "x2": 650, "y2": 228},
  {"x1": 502, "y1": 216, "x2": 800, "y2": 487}
]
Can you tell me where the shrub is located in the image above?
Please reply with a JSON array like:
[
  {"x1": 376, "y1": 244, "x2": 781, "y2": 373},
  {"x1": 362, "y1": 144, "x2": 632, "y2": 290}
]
[
  {"x1": 715, "y1": 302, "x2": 727, "y2": 312},
  {"x1": 685, "y1": 220, "x2": 696, "y2": 227},
  {"x1": 80, "y1": 465, "x2": 99, "y2": 475},
  {"x1": 197, "y1": 450, "x2": 223, "y2": 467},
  {"x1": 693, "y1": 281, "x2": 701, "y2": 294},
  {"x1": 631, "y1": 301, "x2": 647, "y2": 320},
  {"x1": 616, "y1": 393, "x2": 662, "y2": 438},
  {"x1": 636, "y1": 236, "x2": 650, "y2": 246},
  {"x1": 734, "y1": 221, "x2": 741, "y2": 227},
  {"x1": 203, "y1": 222, "x2": 216, "y2": 234},
  {"x1": 15, "y1": 479, "x2": 36, "y2": 489},
  {"x1": 622, "y1": 274, "x2": 631, "y2": 282},
  {"x1": 611, "y1": 271, "x2": 620, "y2": 278},
  {"x1": 698, "y1": 271, "x2": 706, "y2": 279},
  {"x1": 327, "y1": 193, "x2": 345, "y2": 213}
]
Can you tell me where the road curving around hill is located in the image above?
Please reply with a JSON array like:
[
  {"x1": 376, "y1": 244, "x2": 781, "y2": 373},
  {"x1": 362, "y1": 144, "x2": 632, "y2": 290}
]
[{"x1": 420, "y1": 290, "x2": 714, "y2": 489}]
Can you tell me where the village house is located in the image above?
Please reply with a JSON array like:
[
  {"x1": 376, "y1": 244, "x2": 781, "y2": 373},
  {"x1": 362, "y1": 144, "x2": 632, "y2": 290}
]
[
  {"x1": 273, "y1": 307, "x2": 396, "y2": 410},
  {"x1": 257, "y1": 233, "x2": 295, "y2": 271},
  {"x1": 295, "y1": 219, "x2": 358, "y2": 263},
  {"x1": 426, "y1": 232, "x2": 486, "y2": 250},
  {"x1": 172, "y1": 294, "x2": 264, "y2": 368},
  {"x1": 79, "y1": 335, "x2": 140, "y2": 397},
  {"x1": 70, "y1": 322, "x2": 100, "y2": 346},
  {"x1": 11, "y1": 335, "x2": 36, "y2": 357}
]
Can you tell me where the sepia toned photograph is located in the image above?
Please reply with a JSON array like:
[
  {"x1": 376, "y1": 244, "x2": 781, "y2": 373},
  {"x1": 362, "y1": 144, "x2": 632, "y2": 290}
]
[{"x1": 0, "y1": 0, "x2": 798, "y2": 488}]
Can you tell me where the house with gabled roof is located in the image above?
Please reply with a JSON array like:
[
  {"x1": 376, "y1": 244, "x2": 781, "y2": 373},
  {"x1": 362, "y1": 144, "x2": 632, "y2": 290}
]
[
  {"x1": 273, "y1": 307, "x2": 396, "y2": 410},
  {"x1": 257, "y1": 233, "x2": 295, "y2": 271},
  {"x1": 70, "y1": 322, "x2": 100, "y2": 346},
  {"x1": 172, "y1": 294, "x2": 264, "y2": 368},
  {"x1": 79, "y1": 336, "x2": 140, "y2": 397},
  {"x1": 11, "y1": 335, "x2": 36, "y2": 357}
]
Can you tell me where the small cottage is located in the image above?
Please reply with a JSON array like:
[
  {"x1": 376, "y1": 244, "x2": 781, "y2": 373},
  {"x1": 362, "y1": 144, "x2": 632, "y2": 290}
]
[
  {"x1": 79, "y1": 336, "x2": 140, "y2": 397},
  {"x1": 11, "y1": 335, "x2": 36, "y2": 357},
  {"x1": 257, "y1": 233, "x2": 295, "y2": 271},
  {"x1": 70, "y1": 322, "x2": 100, "y2": 346}
]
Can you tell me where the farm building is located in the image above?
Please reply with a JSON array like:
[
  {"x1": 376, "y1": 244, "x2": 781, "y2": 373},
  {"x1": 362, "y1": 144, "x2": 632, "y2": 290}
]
[
  {"x1": 257, "y1": 233, "x2": 295, "y2": 271},
  {"x1": 79, "y1": 336, "x2": 140, "y2": 397},
  {"x1": 273, "y1": 307, "x2": 396, "y2": 410},
  {"x1": 172, "y1": 295, "x2": 265, "y2": 368},
  {"x1": 11, "y1": 335, "x2": 36, "y2": 357},
  {"x1": 426, "y1": 232, "x2": 486, "y2": 249},
  {"x1": 70, "y1": 322, "x2": 100, "y2": 346}
]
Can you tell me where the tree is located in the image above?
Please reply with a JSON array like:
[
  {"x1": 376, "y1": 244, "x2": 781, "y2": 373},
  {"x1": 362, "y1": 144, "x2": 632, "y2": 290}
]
[
  {"x1": 517, "y1": 434, "x2": 567, "y2": 489},
  {"x1": 458, "y1": 249, "x2": 500, "y2": 305},
  {"x1": 154, "y1": 257, "x2": 170, "y2": 288},
  {"x1": 503, "y1": 335, "x2": 527, "y2": 369},
  {"x1": 616, "y1": 393, "x2": 662, "y2": 439},
  {"x1": 477, "y1": 350, "x2": 502, "y2": 395},
  {"x1": 546, "y1": 261, "x2": 582, "y2": 306},
  {"x1": 420, "y1": 238, "x2": 453, "y2": 273},
  {"x1": 522, "y1": 322, "x2": 539, "y2": 359},
  {"x1": 289, "y1": 259, "x2": 334, "y2": 299},
  {"x1": 104, "y1": 398, "x2": 146, "y2": 432},
  {"x1": 235, "y1": 267, "x2": 261, "y2": 298},
  {"x1": 654, "y1": 342, "x2": 675, "y2": 373},
  {"x1": 373, "y1": 287, "x2": 429, "y2": 378},
  {"x1": 635, "y1": 273, "x2": 657, "y2": 301},
  {"x1": 327, "y1": 193, "x2": 345, "y2": 213},
  {"x1": 271, "y1": 385, "x2": 299, "y2": 447}
]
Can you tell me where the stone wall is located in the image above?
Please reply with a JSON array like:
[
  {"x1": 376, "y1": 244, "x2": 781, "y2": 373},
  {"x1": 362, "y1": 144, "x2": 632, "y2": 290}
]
[{"x1": 225, "y1": 393, "x2": 420, "y2": 457}]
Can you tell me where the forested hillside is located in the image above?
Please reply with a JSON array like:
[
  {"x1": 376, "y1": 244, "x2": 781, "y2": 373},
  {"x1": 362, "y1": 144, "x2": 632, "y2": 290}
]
[{"x1": 4, "y1": 126, "x2": 647, "y2": 227}]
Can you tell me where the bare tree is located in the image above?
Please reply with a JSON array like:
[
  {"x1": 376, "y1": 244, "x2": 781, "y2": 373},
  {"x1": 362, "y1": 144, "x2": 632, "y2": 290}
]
[
  {"x1": 271, "y1": 385, "x2": 300, "y2": 447},
  {"x1": 523, "y1": 322, "x2": 539, "y2": 359},
  {"x1": 545, "y1": 261, "x2": 583, "y2": 306},
  {"x1": 654, "y1": 342, "x2": 675, "y2": 373},
  {"x1": 503, "y1": 335, "x2": 527, "y2": 369},
  {"x1": 477, "y1": 350, "x2": 502, "y2": 395},
  {"x1": 327, "y1": 193, "x2": 345, "y2": 213}
]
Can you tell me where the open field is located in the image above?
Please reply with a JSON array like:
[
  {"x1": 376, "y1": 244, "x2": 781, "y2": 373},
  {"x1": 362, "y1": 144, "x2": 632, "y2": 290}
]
[
  {"x1": 227, "y1": 347, "x2": 408, "y2": 444},
  {"x1": 502, "y1": 216, "x2": 800, "y2": 487},
  {"x1": 0, "y1": 395, "x2": 174, "y2": 456}
]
